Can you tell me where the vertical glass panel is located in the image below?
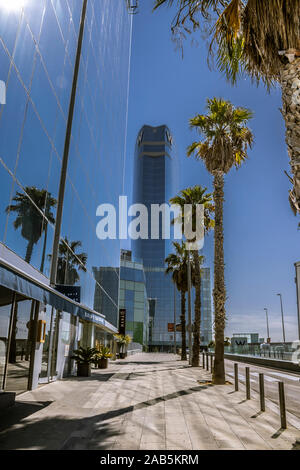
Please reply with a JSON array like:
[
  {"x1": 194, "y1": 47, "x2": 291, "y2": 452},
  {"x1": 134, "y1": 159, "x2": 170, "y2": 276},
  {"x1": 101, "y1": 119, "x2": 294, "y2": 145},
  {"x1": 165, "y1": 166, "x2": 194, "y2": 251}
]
[
  {"x1": 5, "y1": 298, "x2": 34, "y2": 395},
  {"x1": 39, "y1": 304, "x2": 53, "y2": 380},
  {"x1": 0, "y1": 286, "x2": 13, "y2": 390}
]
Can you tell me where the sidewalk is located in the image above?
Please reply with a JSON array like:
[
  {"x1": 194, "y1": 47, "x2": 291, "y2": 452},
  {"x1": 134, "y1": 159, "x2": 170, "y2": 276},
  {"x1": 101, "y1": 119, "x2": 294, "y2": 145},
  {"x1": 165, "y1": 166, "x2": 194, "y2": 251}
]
[{"x1": 0, "y1": 353, "x2": 299, "y2": 450}]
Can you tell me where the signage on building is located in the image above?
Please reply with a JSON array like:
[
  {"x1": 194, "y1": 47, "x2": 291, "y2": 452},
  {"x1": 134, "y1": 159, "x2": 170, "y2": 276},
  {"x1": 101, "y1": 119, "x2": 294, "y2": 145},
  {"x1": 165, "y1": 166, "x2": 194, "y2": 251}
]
[
  {"x1": 176, "y1": 323, "x2": 182, "y2": 332},
  {"x1": 119, "y1": 309, "x2": 126, "y2": 335},
  {"x1": 168, "y1": 323, "x2": 175, "y2": 332},
  {"x1": 55, "y1": 285, "x2": 81, "y2": 303}
]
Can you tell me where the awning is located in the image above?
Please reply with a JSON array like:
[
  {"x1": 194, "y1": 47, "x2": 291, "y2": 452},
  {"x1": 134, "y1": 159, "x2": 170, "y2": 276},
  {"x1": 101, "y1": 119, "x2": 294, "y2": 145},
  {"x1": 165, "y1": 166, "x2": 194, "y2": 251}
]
[{"x1": 0, "y1": 259, "x2": 118, "y2": 334}]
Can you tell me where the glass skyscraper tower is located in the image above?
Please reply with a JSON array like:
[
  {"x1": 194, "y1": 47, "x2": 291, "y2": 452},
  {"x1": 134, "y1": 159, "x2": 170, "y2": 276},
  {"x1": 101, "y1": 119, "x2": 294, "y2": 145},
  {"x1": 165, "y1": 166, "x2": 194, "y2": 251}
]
[
  {"x1": 132, "y1": 125, "x2": 181, "y2": 351},
  {"x1": 132, "y1": 125, "x2": 213, "y2": 350}
]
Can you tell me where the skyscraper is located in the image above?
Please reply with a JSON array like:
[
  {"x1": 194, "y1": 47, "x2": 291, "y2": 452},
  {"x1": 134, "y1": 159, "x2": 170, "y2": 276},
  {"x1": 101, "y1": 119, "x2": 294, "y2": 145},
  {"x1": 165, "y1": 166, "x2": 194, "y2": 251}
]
[
  {"x1": 132, "y1": 125, "x2": 213, "y2": 350},
  {"x1": 132, "y1": 125, "x2": 180, "y2": 351}
]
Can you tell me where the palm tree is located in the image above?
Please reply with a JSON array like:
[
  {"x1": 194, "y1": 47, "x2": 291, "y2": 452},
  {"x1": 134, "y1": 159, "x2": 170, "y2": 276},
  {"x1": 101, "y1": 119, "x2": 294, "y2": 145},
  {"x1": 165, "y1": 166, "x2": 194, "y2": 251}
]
[
  {"x1": 187, "y1": 97, "x2": 253, "y2": 384},
  {"x1": 165, "y1": 241, "x2": 190, "y2": 361},
  {"x1": 51, "y1": 237, "x2": 87, "y2": 286},
  {"x1": 153, "y1": 0, "x2": 300, "y2": 212},
  {"x1": 170, "y1": 186, "x2": 214, "y2": 366},
  {"x1": 6, "y1": 187, "x2": 56, "y2": 266}
]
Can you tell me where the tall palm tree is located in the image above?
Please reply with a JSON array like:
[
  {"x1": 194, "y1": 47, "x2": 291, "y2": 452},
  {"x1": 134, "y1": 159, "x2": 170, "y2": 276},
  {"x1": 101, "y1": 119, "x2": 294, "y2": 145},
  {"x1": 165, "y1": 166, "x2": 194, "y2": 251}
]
[
  {"x1": 165, "y1": 241, "x2": 190, "y2": 361},
  {"x1": 50, "y1": 237, "x2": 87, "y2": 286},
  {"x1": 6, "y1": 187, "x2": 56, "y2": 265},
  {"x1": 170, "y1": 186, "x2": 214, "y2": 366},
  {"x1": 187, "y1": 98, "x2": 253, "y2": 383},
  {"x1": 153, "y1": 0, "x2": 300, "y2": 212}
]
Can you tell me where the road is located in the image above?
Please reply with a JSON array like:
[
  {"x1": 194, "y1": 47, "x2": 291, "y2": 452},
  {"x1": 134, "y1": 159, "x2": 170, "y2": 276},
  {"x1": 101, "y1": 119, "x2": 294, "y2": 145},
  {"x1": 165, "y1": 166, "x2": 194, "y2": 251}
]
[{"x1": 224, "y1": 358, "x2": 300, "y2": 419}]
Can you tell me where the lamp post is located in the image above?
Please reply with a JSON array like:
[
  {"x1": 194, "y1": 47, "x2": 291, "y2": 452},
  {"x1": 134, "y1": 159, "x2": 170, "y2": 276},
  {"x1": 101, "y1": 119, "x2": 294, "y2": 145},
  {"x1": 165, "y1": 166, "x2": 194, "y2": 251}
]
[
  {"x1": 173, "y1": 283, "x2": 177, "y2": 355},
  {"x1": 264, "y1": 308, "x2": 270, "y2": 342},
  {"x1": 187, "y1": 251, "x2": 192, "y2": 365},
  {"x1": 277, "y1": 293, "x2": 286, "y2": 344}
]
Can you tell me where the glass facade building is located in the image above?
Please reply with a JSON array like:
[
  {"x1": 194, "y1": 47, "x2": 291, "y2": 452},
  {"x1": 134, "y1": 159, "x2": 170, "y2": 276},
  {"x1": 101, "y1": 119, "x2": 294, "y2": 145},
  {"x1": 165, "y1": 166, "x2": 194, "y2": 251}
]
[
  {"x1": 119, "y1": 251, "x2": 149, "y2": 347},
  {"x1": 132, "y1": 125, "x2": 181, "y2": 351},
  {"x1": 200, "y1": 267, "x2": 213, "y2": 345},
  {"x1": 132, "y1": 125, "x2": 213, "y2": 350},
  {"x1": 0, "y1": 0, "x2": 132, "y2": 396}
]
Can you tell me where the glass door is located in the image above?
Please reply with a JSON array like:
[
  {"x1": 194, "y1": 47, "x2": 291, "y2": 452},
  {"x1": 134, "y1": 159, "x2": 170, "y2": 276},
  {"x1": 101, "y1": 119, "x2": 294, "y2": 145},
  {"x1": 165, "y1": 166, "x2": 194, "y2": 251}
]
[
  {"x1": 0, "y1": 286, "x2": 14, "y2": 390},
  {"x1": 39, "y1": 307, "x2": 59, "y2": 383},
  {"x1": 4, "y1": 297, "x2": 35, "y2": 395}
]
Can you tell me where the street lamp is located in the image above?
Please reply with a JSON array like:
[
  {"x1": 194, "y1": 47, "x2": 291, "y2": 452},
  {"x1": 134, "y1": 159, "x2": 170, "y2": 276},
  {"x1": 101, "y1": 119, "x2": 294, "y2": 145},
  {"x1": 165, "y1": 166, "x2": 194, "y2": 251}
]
[
  {"x1": 264, "y1": 308, "x2": 270, "y2": 342},
  {"x1": 187, "y1": 251, "x2": 192, "y2": 365},
  {"x1": 277, "y1": 293, "x2": 286, "y2": 344}
]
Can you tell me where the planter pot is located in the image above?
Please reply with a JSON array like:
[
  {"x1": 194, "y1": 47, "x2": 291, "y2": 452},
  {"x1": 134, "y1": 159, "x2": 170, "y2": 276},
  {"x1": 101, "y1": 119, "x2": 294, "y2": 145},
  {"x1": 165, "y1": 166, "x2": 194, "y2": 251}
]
[
  {"x1": 97, "y1": 358, "x2": 108, "y2": 369},
  {"x1": 77, "y1": 363, "x2": 91, "y2": 377},
  {"x1": 119, "y1": 352, "x2": 126, "y2": 359}
]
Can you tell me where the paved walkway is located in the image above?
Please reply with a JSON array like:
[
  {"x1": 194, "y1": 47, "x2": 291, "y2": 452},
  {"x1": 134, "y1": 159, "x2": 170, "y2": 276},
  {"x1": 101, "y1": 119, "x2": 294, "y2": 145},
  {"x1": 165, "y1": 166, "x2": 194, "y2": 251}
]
[{"x1": 0, "y1": 353, "x2": 299, "y2": 450}]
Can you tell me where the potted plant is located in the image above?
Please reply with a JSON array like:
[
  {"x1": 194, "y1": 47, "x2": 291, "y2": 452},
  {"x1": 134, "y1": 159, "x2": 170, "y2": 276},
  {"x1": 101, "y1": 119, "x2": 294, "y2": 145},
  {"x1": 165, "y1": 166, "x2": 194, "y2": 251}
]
[
  {"x1": 95, "y1": 345, "x2": 113, "y2": 369},
  {"x1": 71, "y1": 346, "x2": 98, "y2": 377},
  {"x1": 114, "y1": 334, "x2": 132, "y2": 359}
]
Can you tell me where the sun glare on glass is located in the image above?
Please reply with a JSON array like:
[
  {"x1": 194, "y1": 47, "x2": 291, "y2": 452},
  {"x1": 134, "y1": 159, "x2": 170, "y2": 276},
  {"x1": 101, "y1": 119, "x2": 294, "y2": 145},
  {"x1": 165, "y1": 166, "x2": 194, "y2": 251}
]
[{"x1": 0, "y1": 0, "x2": 26, "y2": 11}]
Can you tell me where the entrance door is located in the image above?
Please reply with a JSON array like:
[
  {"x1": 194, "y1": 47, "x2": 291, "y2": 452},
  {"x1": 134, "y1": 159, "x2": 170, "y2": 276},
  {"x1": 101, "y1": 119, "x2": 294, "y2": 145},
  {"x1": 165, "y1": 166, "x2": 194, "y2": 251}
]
[
  {"x1": 3, "y1": 294, "x2": 36, "y2": 395},
  {"x1": 39, "y1": 306, "x2": 59, "y2": 383}
]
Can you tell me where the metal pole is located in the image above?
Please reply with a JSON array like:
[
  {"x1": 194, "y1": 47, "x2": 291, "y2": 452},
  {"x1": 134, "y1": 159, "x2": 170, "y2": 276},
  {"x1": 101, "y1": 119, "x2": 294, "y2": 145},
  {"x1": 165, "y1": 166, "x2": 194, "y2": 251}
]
[
  {"x1": 174, "y1": 283, "x2": 176, "y2": 355},
  {"x1": 187, "y1": 253, "x2": 192, "y2": 365},
  {"x1": 245, "y1": 367, "x2": 250, "y2": 400},
  {"x1": 206, "y1": 353, "x2": 209, "y2": 371},
  {"x1": 202, "y1": 352, "x2": 205, "y2": 368},
  {"x1": 234, "y1": 363, "x2": 239, "y2": 391},
  {"x1": 278, "y1": 382, "x2": 287, "y2": 429},
  {"x1": 259, "y1": 373, "x2": 265, "y2": 412},
  {"x1": 277, "y1": 293, "x2": 286, "y2": 344},
  {"x1": 264, "y1": 308, "x2": 270, "y2": 341},
  {"x1": 50, "y1": 0, "x2": 88, "y2": 285},
  {"x1": 210, "y1": 354, "x2": 213, "y2": 372},
  {"x1": 294, "y1": 262, "x2": 300, "y2": 341}
]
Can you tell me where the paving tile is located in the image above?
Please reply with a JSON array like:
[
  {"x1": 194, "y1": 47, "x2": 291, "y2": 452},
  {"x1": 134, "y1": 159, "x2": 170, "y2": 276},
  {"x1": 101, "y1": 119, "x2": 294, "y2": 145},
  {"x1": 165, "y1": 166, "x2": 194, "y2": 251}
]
[{"x1": 0, "y1": 353, "x2": 299, "y2": 451}]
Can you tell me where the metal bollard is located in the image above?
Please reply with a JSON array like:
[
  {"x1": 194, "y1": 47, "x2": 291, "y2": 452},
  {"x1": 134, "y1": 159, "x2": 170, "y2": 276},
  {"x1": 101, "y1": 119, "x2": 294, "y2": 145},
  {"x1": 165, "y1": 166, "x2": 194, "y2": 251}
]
[
  {"x1": 206, "y1": 353, "x2": 209, "y2": 371},
  {"x1": 278, "y1": 382, "x2": 287, "y2": 429},
  {"x1": 234, "y1": 363, "x2": 239, "y2": 391},
  {"x1": 259, "y1": 373, "x2": 265, "y2": 412},
  {"x1": 245, "y1": 367, "x2": 250, "y2": 400}
]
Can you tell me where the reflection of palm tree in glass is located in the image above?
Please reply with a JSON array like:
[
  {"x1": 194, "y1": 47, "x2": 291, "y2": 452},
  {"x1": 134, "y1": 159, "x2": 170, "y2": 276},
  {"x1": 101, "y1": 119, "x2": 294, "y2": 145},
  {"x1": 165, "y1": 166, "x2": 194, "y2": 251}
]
[
  {"x1": 51, "y1": 237, "x2": 87, "y2": 286},
  {"x1": 6, "y1": 187, "x2": 56, "y2": 269}
]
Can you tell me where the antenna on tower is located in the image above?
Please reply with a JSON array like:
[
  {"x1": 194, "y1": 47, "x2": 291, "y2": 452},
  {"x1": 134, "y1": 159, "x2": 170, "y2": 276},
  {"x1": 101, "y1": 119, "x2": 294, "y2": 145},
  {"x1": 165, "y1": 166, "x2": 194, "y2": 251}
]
[{"x1": 127, "y1": 0, "x2": 139, "y2": 14}]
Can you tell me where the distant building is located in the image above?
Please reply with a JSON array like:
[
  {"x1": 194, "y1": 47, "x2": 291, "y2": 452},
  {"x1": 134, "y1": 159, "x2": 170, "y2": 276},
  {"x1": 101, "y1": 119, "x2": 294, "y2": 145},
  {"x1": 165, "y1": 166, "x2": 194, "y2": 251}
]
[
  {"x1": 119, "y1": 250, "x2": 149, "y2": 346},
  {"x1": 200, "y1": 268, "x2": 213, "y2": 345},
  {"x1": 231, "y1": 333, "x2": 264, "y2": 347}
]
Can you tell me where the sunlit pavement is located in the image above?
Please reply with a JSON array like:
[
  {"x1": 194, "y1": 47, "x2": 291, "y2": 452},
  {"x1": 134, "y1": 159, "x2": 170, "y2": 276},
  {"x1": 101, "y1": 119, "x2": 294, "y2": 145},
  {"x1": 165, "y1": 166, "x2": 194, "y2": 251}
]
[{"x1": 0, "y1": 353, "x2": 299, "y2": 450}]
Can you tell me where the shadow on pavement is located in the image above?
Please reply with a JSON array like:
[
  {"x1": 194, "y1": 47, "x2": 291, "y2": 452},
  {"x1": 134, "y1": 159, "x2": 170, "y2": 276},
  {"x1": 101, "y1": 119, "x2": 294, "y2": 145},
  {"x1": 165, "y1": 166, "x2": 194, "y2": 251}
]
[{"x1": 0, "y1": 384, "x2": 209, "y2": 450}]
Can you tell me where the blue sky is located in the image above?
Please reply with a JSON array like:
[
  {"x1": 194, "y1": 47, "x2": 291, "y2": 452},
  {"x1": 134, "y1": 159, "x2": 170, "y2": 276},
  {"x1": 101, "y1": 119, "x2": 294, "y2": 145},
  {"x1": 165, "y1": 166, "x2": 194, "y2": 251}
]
[{"x1": 124, "y1": 2, "x2": 300, "y2": 342}]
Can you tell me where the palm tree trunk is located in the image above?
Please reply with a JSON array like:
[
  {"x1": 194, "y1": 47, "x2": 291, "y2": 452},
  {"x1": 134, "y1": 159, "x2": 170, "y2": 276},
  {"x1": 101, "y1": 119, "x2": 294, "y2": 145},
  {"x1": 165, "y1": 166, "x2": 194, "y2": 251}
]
[
  {"x1": 40, "y1": 223, "x2": 48, "y2": 273},
  {"x1": 192, "y1": 249, "x2": 201, "y2": 367},
  {"x1": 280, "y1": 57, "x2": 300, "y2": 213},
  {"x1": 212, "y1": 171, "x2": 226, "y2": 385},
  {"x1": 25, "y1": 239, "x2": 34, "y2": 264},
  {"x1": 180, "y1": 290, "x2": 187, "y2": 361}
]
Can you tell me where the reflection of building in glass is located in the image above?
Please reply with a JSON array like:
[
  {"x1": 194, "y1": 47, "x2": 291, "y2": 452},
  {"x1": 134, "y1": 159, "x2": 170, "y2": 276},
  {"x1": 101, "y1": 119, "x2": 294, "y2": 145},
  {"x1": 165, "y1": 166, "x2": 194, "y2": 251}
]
[
  {"x1": 119, "y1": 250, "x2": 149, "y2": 346},
  {"x1": 0, "y1": 1, "x2": 132, "y2": 398},
  {"x1": 93, "y1": 266, "x2": 119, "y2": 328}
]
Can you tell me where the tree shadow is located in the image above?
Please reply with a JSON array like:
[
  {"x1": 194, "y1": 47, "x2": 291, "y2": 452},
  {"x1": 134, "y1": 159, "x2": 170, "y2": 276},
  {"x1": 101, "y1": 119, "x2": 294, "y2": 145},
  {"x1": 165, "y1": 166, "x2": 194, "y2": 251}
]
[
  {"x1": 291, "y1": 440, "x2": 300, "y2": 450},
  {"x1": 0, "y1": 384, "x2": 208, "y2": 450}
]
